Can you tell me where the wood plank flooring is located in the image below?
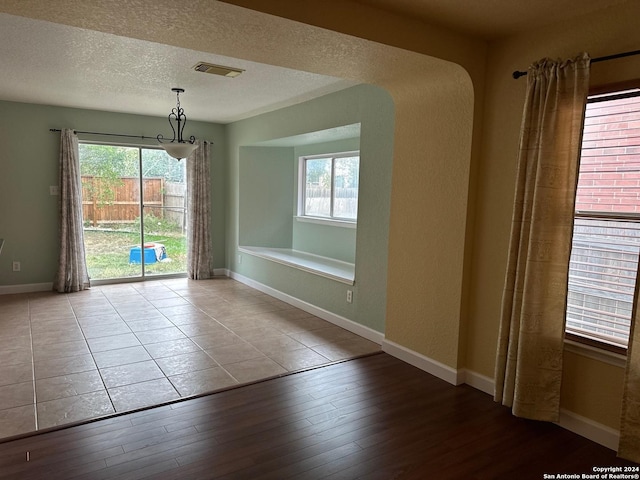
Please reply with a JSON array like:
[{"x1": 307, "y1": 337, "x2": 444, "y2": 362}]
[{"x1": 0, "y1": 353, "x2": 636, "y2": 479}]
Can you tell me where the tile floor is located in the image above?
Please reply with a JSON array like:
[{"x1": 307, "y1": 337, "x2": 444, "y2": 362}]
[{"x1": 0, "y1": 277, "x2": 380, "y2": 440}]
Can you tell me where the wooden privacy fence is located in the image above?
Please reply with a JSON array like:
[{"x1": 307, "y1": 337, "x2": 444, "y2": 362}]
[
  {"x1": 81, "y1": 176, "x2": 186, "y2": 227},
  {"x1": 163, "y1": 181, "x2": 187, "y2": 228}
]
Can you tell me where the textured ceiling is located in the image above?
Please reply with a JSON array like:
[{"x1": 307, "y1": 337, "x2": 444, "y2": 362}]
[
  {"x1": 0, "y1": 13, "x2": 358, "y2": 124},
  {"x1": 0, "y1": 0, "x2": 630, "y2": 124}
]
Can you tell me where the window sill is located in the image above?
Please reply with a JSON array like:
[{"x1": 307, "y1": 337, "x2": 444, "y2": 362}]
[
  {"x1": 564, "y1": 338, "x2": 627, "y2": 368},
  {"x1": 238, "y1": 246, "x2": 355, "y2": 285},
  {"x1": 295, "y1": 216, "x2": 357, "y2": 229}
]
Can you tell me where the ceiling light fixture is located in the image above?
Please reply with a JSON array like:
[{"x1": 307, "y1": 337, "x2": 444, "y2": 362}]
[{"x1": 157, "y1": 87, "x2": 197, "y2": 160}]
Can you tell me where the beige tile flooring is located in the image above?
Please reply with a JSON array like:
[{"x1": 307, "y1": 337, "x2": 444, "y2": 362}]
[{"x1": 0, "y1": 277, "x2": 380, "y2": 440}]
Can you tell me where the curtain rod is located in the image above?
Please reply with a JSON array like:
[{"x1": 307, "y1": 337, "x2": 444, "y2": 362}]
[
  {"x1": 49, "y1": 128, "x2": 157, "y2": 141},
  {"x1": 512, "y1": 49, "x2": 640, "y2": 79},
  {"x1": 49, "y1": 129, "x2": 212, "y2": 144}
]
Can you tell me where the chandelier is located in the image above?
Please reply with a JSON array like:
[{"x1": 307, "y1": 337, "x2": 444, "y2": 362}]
[{"x1": 157, "y1": 88, "x2": 197, "y2": 160}]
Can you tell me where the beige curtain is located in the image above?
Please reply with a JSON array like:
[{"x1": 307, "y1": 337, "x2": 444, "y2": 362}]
[
  {"x1": 53, "y1": 129, "x2": 90, "y2": 293},
  {"x1": 186, "y1": 140, "x2": 214, "y2": 279},
  {"x1": 619, "y1": 289, "x2": 640, "y2": 462},
  {"x1": 494, "y1": 53, "x2": 590, "y2": 421}
]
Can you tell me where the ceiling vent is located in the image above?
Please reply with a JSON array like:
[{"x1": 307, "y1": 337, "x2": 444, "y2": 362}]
[{"x1": 193, "y1": 62, "x2": 244, "y2": 78}]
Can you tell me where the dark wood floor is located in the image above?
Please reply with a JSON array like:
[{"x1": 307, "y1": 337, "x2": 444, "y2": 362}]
[{"x1": 0, "y1": 353, "x2": 636, "y2": 479}]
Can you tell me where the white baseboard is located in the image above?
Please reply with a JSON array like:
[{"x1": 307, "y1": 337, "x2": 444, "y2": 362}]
[
  {"x1": 229, "y1": 271, "x2": 622, "y2": 452},
  {"x1": 458, "y1": 368, "x2": 618, "y2": 450},
  {"x1": 0, "y1": 282, "x2": 53, "y2": 295},
  {"x1": 382, "y1": 339, "x2": 463, "y2": 386},
  {"x1": 0, "y1": 271, "x2": 228, "y2": 296},
  {"x1": 459, "y1": 368, "x2": 619, "y2": 450},
  {"x1": 228, "y1": 270, "x2": 384, "y2": 345},
  {"x1": 380, "y1": 338, "x2": 619, "y2": 451},
  {"x1": 558, "y1": 409, "x2": 620, "y2": 451},
  {"x1": 460, "y1": 369, "x2": 495, "y2": 396}
]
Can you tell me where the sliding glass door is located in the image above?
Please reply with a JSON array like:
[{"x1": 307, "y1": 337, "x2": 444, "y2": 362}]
[
  {"x1": 79, "y1": 143, "x2": 187, "y2": 281},
  {"x1": 140, "y1": 148, "x2": 187, "y2": 277}
]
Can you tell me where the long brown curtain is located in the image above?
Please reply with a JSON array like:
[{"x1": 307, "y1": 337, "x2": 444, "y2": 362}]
[
  {"x1": 186, "y1": 140, "x2": 214, "y2": 279},
  {"x1": 53, "y1": 129, "x2": 90, "y2": 293},
  {"x1": 619, "y1": 289, "x2": 640, "y2": 461},
  {"x1": 494, "y1": 53, "x2": 590, "y2": 421}
]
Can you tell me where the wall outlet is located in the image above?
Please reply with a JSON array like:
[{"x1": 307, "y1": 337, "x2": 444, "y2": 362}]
[
  {"x1": 12, "y1": 261, "x2": 20, "y2": 272},
  {"x1": 346, "y1": 289, "x2": 353, "y2": 304},
  {"x1": 237, "y1": 253, "x2": 242, "y2": 265},
  {"x1": 49, "y1": 185, "x2": 59, "y2": 195}
]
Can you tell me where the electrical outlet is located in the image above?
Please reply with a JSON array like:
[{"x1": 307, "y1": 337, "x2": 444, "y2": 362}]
[
  {"x1": 346, "y1": 290, "x2": 353, "y2": 304},
  {"x1": 49, "y1": 185, "x2": 59, "y2": 195},
  {"x1": 237, "y1": 253, "x2": 242, "y2": 265},
  {"x1": 12, "y1": 261, "x2": 20, "y2": 272}
]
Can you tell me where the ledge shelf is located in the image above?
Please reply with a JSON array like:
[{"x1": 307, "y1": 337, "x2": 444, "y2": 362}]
[{"x1": 238, "y1": 246, "x2": 355, "y2": 285}]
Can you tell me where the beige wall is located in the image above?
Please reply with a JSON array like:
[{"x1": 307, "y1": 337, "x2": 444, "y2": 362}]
[{"x1": 471, "y1": 2, "x2": 640, "y2": 428}]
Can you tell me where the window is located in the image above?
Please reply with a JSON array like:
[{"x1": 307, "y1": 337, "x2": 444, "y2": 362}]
[
  {"x1": 566, "y1": 88, "x2": 640, "y2": 350},
  {"x1": 299, "y1": 152, "x2": 360, "y2": 222}
]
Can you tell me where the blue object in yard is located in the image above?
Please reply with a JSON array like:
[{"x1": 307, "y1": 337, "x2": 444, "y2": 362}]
[{"x1": 129, "y1": 243, "x2": 166, "y2": 264}]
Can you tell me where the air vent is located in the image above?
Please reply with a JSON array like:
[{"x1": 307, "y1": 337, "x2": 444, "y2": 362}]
[{"x1": 193, "y1": 62, "x2": 244, "y2": 78}]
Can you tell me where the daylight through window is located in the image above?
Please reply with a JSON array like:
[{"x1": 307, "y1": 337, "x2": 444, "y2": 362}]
[
  {"x1": 566, "y1": 88, "x2": 640, "y2": 349},
  {"x1": 301, "y1": 152, "x2": 359, "y2": 222},
  {"x1": 79, "y1": 143, "x2": 188, "y2": 281}
]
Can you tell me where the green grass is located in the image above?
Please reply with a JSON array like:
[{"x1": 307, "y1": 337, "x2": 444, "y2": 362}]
[{"x1": 84, "y1": 229, "x2": 187, "y2": 280}]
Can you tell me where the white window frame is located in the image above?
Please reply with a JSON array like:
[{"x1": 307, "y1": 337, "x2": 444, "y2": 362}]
[{"x1": 296, "y1": 151, "x2": 360, "y2": 227}]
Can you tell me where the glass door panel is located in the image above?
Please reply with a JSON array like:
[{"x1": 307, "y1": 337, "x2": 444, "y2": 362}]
[
  {"x1": 140, "y1": 148, "x2": 187, "y2": 277},
  {"x1": 80, "y1": 144, "x2": 142, "y2": 280}
]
